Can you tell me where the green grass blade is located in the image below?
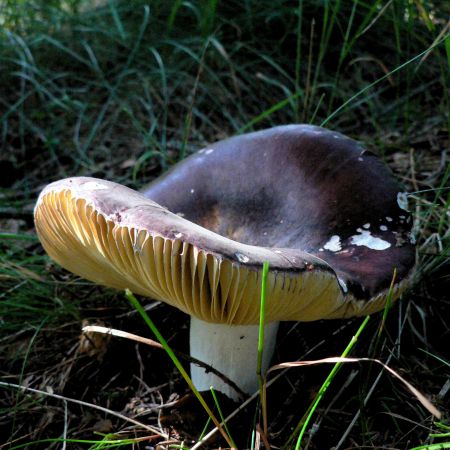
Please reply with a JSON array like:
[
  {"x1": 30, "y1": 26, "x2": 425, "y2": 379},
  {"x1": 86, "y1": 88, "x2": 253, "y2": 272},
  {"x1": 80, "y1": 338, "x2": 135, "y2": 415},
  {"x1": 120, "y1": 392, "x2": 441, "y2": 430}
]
[
  {"x1": 8, "y1": 438, "x2": 139, "y2": 450},
  {"x1": 108, "y1": 0, "x2": 126, "y2": 42},
  {"x1": 197, "y1": 415, "x2": 212, "y2": 442},
  {"x1": 210, "y1": 387, "x2": 237, "y2": 448},
  {"x1": 124, "y1": 289, "x2": 235, "y2": 449},
  {"x1": 378, "y1": 268, "x2": 396, "y2": 338},
  {"x1": 294, "y1": 316, "x2": 371, "y2": 450},
  {"x1": 238, "y1": 92, "x2": 302, "y2": 134},
  {"x1": 445, "y1": 34, "x2": 450, "y2": 69},
  {"x1": 0, "y1": 233, "x2": 38, "y2": 241},
  {"x1": 410, "y1": 444, "x2": 450, "y2": 450},
  {"x1": 322, "y1": 36, "x2": 448, "y2": 127},
  {"x1": 257, "y1": 261, "x2": 269, "y2": 436},
  {"x1": 418, "y1": 348, "x2": 450, "y2": 368},
  {"x1": 257, "y1": 262, "x2": 269, "y2": 383}
]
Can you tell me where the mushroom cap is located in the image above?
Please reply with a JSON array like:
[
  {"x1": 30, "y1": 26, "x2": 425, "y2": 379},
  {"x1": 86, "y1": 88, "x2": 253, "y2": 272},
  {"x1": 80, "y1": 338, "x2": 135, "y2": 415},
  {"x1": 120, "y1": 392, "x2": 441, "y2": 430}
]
[{"x1": 35, "y1": 125, "x2": 415, "y2": 325}]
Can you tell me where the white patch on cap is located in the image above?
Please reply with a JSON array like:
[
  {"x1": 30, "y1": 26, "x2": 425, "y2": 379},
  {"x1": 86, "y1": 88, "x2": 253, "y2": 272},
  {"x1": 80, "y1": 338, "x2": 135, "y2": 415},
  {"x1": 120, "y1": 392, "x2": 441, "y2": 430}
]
[
  {"x1": 235, "y1": 253, "x2": 249, "y2": 263},
  {"x1": 351, "y1": 230, "x2": 391, "y2": 250},
  {"x1": 358, "y1": 157, "x2": 364, "y2": 162},
  {"x1": 338, "y1": 278, "x2": 348, "y2": 294},
  {"x1": 363, "y1": 223, "x2": 370, "y2": 229},
  {"x1": 324, "y1": 235, "x2": 342, "y2": 252},
  {"x1": 83, "y1": 181, "x2": 108, "y2": 190},
  {"x1": 397, "y1": 192, "x2": 409, "y2": 211},
  {"x1": 386, "y1": 216, "x2": 393, "y2": 222},
  {"x1": 205, "y1": 148, "x2": 214, "y2": 154},
  {"x1": 190, "y1": 189, "x2": 195, "y2": 194},
  {"x1": 380, "y1": 225, "x2": 388, "y2": 231},
  {"x1": 174, "y1": 232, "x2": 183, "y2": 239}
]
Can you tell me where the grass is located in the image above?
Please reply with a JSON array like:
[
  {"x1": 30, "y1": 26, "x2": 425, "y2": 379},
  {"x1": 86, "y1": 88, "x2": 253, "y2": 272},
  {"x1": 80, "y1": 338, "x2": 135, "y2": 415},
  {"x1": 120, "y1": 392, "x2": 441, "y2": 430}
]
[
  {"x1": 125, "y1": 289, "x2": 236, "y2": 448},
  {"x1": 292, "y1": 316, "x2": 371, "y2": 450},
  {"x1": 0, "y1": 0, "x2": 449, "y2": 448}
]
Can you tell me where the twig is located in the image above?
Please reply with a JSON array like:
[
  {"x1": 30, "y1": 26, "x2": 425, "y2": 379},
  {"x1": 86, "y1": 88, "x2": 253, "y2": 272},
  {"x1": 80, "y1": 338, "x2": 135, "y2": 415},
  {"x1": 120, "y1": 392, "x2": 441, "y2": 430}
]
[{"x1": 0, "y1": 381, "x2": 168, "y2": 438}]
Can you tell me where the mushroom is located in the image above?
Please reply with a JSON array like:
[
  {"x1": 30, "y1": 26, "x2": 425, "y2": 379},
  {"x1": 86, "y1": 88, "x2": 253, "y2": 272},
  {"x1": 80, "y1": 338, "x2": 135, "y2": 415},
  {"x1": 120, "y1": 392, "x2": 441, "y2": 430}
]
[{"x1": 34, "y1": 125, "x2": 415, "y2": 401}]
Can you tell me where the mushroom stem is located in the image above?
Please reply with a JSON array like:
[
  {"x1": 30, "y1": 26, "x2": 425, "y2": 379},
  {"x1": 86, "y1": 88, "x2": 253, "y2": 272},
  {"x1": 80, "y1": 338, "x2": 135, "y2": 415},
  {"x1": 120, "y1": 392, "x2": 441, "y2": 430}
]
[{"x1": 189, "y1": 317, "x2": 279, "y2": 401}]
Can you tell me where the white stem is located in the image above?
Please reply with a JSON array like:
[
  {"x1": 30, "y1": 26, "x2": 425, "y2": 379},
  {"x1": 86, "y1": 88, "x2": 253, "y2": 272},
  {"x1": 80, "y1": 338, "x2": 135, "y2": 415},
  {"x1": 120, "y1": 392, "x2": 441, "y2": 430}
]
[{"x1": 189, "y1": 317, "x2": 279, "y2": 401}]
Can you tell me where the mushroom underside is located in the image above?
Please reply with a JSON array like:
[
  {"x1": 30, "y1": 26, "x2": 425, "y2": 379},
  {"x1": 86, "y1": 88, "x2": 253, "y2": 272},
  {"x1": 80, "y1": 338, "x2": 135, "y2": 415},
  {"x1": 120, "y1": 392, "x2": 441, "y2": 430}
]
[{"x1": 35, "y1": 183, "x2": 411, "y2": 325}]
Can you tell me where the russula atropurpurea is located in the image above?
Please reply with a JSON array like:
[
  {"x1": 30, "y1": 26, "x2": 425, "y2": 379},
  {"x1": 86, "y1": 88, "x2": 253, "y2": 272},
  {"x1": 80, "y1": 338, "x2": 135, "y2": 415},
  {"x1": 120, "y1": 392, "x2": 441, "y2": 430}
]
[{"x1": 34, "y1": 125, "x2": 416, "y2": 401}]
